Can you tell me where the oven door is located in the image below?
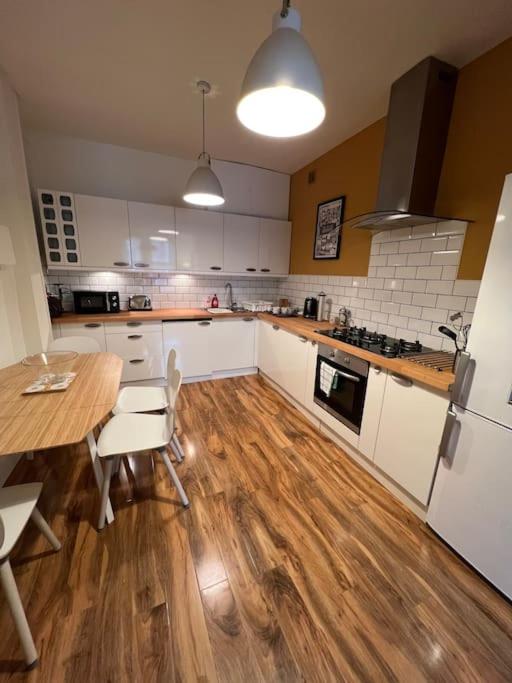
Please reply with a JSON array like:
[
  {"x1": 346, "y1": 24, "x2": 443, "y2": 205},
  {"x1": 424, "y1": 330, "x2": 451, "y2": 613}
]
[
  {"x1": 314, "y1": 352, "x2": 368, "y2": 434},
  {"x1": 73, "y1": 291, "x2": 108, "y2": 314}
]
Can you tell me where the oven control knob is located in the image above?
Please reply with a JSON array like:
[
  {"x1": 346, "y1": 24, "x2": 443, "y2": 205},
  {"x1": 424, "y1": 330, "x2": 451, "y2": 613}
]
[
  {"x1": 344, "y1": 356, "x2": 351, "y2": 363},
  {"x1": 329, "y1": 351, "x2": 336, "y2": 358}
]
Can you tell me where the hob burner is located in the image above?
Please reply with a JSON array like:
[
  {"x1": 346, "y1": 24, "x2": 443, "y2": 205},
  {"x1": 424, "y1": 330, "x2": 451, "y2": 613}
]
[{"x1": 318, "y1": 326, "x2": 429, "y2": 359}]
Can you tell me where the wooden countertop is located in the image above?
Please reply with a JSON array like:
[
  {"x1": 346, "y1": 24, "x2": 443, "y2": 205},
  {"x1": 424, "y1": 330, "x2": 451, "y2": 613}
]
[
  {"x1": 0, "y1": 353, "x2": 123, "y2": 455},
  {"x1": 52, "y1": 309, "x2": 453, "y2": 392},
  {"x1": 54, "y1": 308, "x2": 257, "y2": 324},
  {"x1": 258, "y1": 313, "x2": 454, "y2": 393}
]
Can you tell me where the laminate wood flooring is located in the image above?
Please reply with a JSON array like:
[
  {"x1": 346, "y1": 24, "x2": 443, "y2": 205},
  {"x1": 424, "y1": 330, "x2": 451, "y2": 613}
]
[{"x1": 1, "y1": 375, "x2": 512, "y2": 681}]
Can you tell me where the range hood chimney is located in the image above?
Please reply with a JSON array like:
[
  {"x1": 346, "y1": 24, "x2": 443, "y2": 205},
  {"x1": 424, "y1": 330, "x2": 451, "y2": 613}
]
[{"x1": 346, "y1": 57, "x2": 470, "y2": 231}]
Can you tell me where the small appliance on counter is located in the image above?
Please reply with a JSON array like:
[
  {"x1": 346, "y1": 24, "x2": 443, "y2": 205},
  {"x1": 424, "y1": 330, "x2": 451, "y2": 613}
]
[
  {"x1": 73, "y1": 290, "x2": 120, "y2": 314},
  {"x1": 316, "y1": 291, "x2": 326, "y2": 321},
  {"x1": 128, "y1": 295, "x2": 152, "y2": 311},
  {"x1": 303, "y1": 297, "x2": 318, "y2": 319}
]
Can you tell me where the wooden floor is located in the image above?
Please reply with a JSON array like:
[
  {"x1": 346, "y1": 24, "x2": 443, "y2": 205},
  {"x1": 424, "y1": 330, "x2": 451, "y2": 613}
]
[{"x1": 1, "y1": 375, "x2": 512, "y2": 682}]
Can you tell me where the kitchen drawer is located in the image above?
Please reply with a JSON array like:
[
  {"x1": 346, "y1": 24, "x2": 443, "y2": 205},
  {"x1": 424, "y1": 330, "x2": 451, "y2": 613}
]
[
  {"x1": 106, "y1": 331, "x2": 163, "y2": 358},
  {"x1": 104, "y1": 320, "x2": 163, "y2": 335},
  {"x1": 59, "y1": 322, "x2": 106, "y2": 351},
  {"x1": 120, "y1": 356, "x2": 165, "y2": 382}
]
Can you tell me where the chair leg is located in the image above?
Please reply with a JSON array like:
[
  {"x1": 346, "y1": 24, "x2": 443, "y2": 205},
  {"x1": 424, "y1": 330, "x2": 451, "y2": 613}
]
[
  {"x1": 158, "y1": 448, "x2": 190, "y2": 508},
  {"x1": 30, "y1": 507, "x2": 61, "y2": 551},
  {"x1": 113, "y1": 455, "x2": 121, "y2": 475},
  {"x1": 170, "y1": 439, "x2": 183, "y2": 464},
  {"x1": 98, "y1": 458, "x2": 114, "y2": 530},
  {"x1": 172, "y1": 432, "x2": 186, "y2": 460},
  {"x1": 0, "y1": 558, "x2": 38, "y2": 668}
]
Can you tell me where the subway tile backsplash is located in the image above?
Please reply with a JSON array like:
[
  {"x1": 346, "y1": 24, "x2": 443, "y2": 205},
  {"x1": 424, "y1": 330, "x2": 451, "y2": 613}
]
[
  {"x1": 45, "y1": 221, "x2": 479, "y2": 352},
  {"x1": 46, "y1": 271, "x2": 281, "y2": 311},
  {"x1": 277, "y1": 221, "x2": 479, "y2": 351}
]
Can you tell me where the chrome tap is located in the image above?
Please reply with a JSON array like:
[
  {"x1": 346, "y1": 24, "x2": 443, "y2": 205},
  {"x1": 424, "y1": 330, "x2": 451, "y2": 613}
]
[{"x1": 224, "y1": 282, "x2": 233, "y2": 310}]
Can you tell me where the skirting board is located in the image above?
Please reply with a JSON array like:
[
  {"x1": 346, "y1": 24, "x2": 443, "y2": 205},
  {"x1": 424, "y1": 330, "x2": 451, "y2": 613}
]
[
  {"x1": 259, "y1": 371, "x2": 428, "y2": 521},
  {"x1": 121, "y1": 367, "x2": 258, "y2": 388}
]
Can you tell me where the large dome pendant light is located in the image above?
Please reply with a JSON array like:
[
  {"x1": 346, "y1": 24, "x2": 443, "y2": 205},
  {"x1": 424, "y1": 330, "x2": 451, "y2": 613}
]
[
  {"x1": 237, "y1": 0, "x2": 325, "y2": 138},
  {"x1": 183, "y1": 80, "x2": 225, "y2": 207}
]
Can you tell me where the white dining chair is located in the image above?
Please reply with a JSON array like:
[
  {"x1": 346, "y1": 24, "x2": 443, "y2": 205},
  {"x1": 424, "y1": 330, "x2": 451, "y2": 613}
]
[
  {"x1": 0, "y1": 483, "x2": 61, "y2": 668},
  {"x1": 48, "y1": 336, "x2": 101, "y2": 353},
  {"x1": 112, "y1": 349, "x2": 185, "y2": 462},
  {"x1": 96, "y1": 368, "x2": 190, "y2": 530}
]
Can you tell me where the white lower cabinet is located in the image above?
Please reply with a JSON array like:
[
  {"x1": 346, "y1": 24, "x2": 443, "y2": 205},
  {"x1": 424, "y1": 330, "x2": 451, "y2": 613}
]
[
  {"x1": 58, "y1": 322, "x2": 106, "y2": 351},
  {"x1": 163, "y1": 320, "x2": 213, "y2": 379},
  {"x1": 105, "y1": 321, "x2": 164, "y2": 382},
  {"x1": 373, "y1": 373, "x2": 449, "y2": 504},
  {"x1": 256, "y1": 320, "x2": 308, "y2": 404},
  {"x1": 358, "y1": 364, "x2": 387, "y2": 460},
  {"x1": 211, "y1": 318, "x2": 256, "y2": 372}
]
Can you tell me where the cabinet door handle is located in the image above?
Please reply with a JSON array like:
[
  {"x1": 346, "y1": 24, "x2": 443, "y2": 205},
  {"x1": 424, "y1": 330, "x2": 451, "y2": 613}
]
[
  {"x1": 134, "y1": 262, "x2": 149, "y2": 268},
  {"x1": 129, "y1": 359, "x2": 144, "y2": 364},
  {"x1": 374, "y1": 366, "x2": 382, "y2": 374},
  {"x1": 127, "y1": 321, "x2": 142, "y2": 327},
  {"x1": 391, "y1": 372, "x2": 413, "y2": 387},
  {"x1": 246, "y1": 267, "x2": 256, "y2": 272},
  {"x1": 84, "y1": 323, "x2": 101, "y2": 328},
  {"x1": 113, "y1": 261, "x2": 129, "y2": 267},
  {"x1": 198, "y1": 321, "x2": 211, "y2": 326},
  {"x1": 298, "y1": 335, "x2": 308, "y2": 343},
  {"x1": 260, "y1": 268, "x2": 270, "y2": 273},
  {"x1": 438, "y1": 409, "x2": 457, "y2": 460},
  {"x1": 128, "y1": 334, "x2": 143, "y2": 339},
  {"x1": 272, "y1": 324, "x2": 279, "y2": 331},
  {"x1": 243, "y1": 317, "x2": 254, "y2": 322},
  {"x1": 210, "y1": 266, "x2": 222, "y2": 271}
]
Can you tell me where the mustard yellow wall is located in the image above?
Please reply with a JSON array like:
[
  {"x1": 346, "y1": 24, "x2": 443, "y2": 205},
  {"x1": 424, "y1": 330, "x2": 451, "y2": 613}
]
[{"x1": 289, "y1": 37, "x2": 512, "y2": 280}]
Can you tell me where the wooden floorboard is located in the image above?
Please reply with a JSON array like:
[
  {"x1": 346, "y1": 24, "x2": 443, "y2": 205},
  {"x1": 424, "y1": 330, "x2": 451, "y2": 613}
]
[{"x1": 1, "y1": 374, "x2": 512, "y2": 681}]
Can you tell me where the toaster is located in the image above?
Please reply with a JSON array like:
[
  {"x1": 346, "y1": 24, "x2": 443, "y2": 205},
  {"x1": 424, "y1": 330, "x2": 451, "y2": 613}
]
[{"x1": 128, "y1": 295, "x2": 152, "y2": 311}]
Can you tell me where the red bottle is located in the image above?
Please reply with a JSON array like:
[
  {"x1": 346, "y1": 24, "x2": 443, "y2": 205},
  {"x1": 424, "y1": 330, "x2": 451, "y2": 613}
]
[{"x1": 211, "y1": 293, "x2": 219, "y2": 308}]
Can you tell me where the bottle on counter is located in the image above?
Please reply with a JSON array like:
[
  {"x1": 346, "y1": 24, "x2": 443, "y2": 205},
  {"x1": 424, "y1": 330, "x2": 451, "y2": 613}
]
[
  {"x1": 316, "y1": 291, "x2": 326, "y2": 321},
  {"x1": 211, "y1": 293, "x2": 219, "y2": 308}
]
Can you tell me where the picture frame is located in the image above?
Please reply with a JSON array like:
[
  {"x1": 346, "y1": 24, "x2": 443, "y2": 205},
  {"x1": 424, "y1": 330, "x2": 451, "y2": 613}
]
[{"x1": 313, "y1": 195, "x2": 345, "y2": 260}]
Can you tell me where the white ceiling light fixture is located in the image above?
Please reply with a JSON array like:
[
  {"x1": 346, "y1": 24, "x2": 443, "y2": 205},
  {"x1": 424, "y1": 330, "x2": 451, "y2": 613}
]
[
  {"x1": 237, "y1": 0, "x2": 325, "y2": 138},
  {"x1": 183, "y1": 80, "x2": 225, "y2": 207}
]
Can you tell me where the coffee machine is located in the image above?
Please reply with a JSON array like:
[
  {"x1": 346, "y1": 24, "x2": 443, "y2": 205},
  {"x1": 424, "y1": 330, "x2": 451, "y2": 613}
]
[{"x1": 303, "y1": 297, "x2": 318, "y2": 319}]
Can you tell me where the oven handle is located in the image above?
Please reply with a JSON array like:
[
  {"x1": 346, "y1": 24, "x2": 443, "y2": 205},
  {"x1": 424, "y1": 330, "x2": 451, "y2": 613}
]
[{"x1": 335, "y1": 369, "x2": 360, "y2": 383}]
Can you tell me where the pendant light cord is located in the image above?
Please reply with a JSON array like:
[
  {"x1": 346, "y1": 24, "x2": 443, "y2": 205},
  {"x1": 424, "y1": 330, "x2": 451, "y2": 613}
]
[
  {"x1": 202, "y1": 88, "x2": 206, "y2": 157},
  {"x1": 280, "y1": 0, "x2": 290, "y2": 18}
]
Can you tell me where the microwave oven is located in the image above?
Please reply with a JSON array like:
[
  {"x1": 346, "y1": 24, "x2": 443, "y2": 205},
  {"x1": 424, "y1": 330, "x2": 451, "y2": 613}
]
[{"x1": 73, "y1": 290, "x2": 120, "y2": 314}]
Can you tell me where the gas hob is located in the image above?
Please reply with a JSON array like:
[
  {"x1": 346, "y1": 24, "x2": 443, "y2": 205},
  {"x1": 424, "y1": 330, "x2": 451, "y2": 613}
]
[{"x1": 318, "y1": 326, "x2": 431, "y2": 359}]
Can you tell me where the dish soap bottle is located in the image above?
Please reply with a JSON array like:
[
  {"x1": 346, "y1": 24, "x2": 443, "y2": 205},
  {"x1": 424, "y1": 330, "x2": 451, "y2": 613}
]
[{"x1": 211, "y1": 293, "x2": 219, "y2": 308}]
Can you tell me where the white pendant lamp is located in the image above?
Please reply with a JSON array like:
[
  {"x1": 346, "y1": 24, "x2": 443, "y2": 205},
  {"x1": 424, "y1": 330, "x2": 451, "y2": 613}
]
[
  {"x1": 237, "y1": 0, "x2": 325, "y2": 138},
  {"x1": 183, "y1": 81, "x2": 225, "y2": 207}
]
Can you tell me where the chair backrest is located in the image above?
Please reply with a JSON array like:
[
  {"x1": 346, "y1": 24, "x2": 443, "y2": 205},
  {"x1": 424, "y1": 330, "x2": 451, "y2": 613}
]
[
  {"x1": 48, "y1": 336, "x2": 101, "y2": 353},
  {"x1": 166, "y1": 368, "x2": 182, "y2": 433},
  {"x1": 166, "y1": 348, "x2": 177, "y2": 384}
]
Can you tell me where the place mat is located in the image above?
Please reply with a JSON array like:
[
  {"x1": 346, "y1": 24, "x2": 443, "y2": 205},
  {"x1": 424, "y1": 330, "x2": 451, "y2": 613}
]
[{"x1": 23, "y1": 372, "x2": 77, "y2": 394}]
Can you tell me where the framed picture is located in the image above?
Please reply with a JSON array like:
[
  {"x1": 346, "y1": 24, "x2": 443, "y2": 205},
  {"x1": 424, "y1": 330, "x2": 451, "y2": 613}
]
[{"x1": 313, "y1": 196, "x2": 345, "y2": 260}]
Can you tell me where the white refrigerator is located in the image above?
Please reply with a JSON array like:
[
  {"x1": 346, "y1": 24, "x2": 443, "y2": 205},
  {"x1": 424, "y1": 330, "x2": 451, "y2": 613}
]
[{"x1": 427, "y1": 174, "x2": 512, "y2": 599}]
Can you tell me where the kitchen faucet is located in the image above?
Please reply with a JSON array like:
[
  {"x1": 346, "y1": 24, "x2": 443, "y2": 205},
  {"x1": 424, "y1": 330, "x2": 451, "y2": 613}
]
[{"x1": 225, "y1": 282, "x2": 233, "y2": 310}]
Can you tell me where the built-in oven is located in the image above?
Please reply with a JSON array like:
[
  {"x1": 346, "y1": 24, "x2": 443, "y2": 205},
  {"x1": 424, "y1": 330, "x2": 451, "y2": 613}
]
[
  {"x1": 72, "y1": 290, "x2": 120, "y2": 314},
  {"x1": 314, "y1": 343, "x2": 369, "y2": 434}
]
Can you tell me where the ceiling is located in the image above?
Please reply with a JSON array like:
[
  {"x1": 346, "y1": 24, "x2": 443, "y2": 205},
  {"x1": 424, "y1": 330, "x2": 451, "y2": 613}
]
[{"x1": 0, "y1": 1, "x2": 511, "y2": 174}]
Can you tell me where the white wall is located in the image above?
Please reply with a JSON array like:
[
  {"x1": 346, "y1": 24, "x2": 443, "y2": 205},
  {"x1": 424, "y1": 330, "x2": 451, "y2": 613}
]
[
  {"x1": 0, "y1": 70, "x2": 52, "y2": 484},
  {"x1": 23, "y1": 128, "x2": 290, "y2": 220}
]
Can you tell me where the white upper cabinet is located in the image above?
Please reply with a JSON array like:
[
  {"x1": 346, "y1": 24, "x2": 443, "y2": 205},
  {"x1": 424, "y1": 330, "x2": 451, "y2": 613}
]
[
  {"x1": 74, "y1": 194, "x2": 131, "y2": 268},
  {"x1": 128, "y1": 201, "x2": 176, "y2": 271},
  {"x1": 258, "y1": 219, "x2": 291, "y2": 275},
  {"x1": 175, "y1": 208, "x2": 224, "y2": 272},
  {"x1": 223, "y1": 213, "x2": 260, "y2": 274}
]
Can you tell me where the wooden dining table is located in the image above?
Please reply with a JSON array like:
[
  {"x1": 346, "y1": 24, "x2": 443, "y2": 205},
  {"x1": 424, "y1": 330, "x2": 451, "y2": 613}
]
[{"x1": 0, "y1": 352, "x2": 123, "y2": 524}]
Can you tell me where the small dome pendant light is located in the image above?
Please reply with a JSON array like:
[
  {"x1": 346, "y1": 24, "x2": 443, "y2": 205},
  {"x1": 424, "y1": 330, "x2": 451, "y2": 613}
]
[
  {"x1": 237, "y1": 0, "x2": 325, "y2": 138},
  {"x1": 183, "y1": 80, "x2": 225, "y2": 207}
]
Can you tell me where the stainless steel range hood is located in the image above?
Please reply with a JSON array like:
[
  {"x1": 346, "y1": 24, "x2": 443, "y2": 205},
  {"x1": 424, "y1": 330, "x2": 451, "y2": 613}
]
[{"x1": 346, "y1": 57, "x2": 471, "y2": 231}]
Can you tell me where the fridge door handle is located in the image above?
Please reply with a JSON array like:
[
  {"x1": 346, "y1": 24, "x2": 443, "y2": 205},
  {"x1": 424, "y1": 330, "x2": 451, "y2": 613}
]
[
  {"x1": 451, "y1": 351, "x2": 471, "y2": 403},
  {"x1": 438, "y1": 409, "x2": 457, "y2": 460}
]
